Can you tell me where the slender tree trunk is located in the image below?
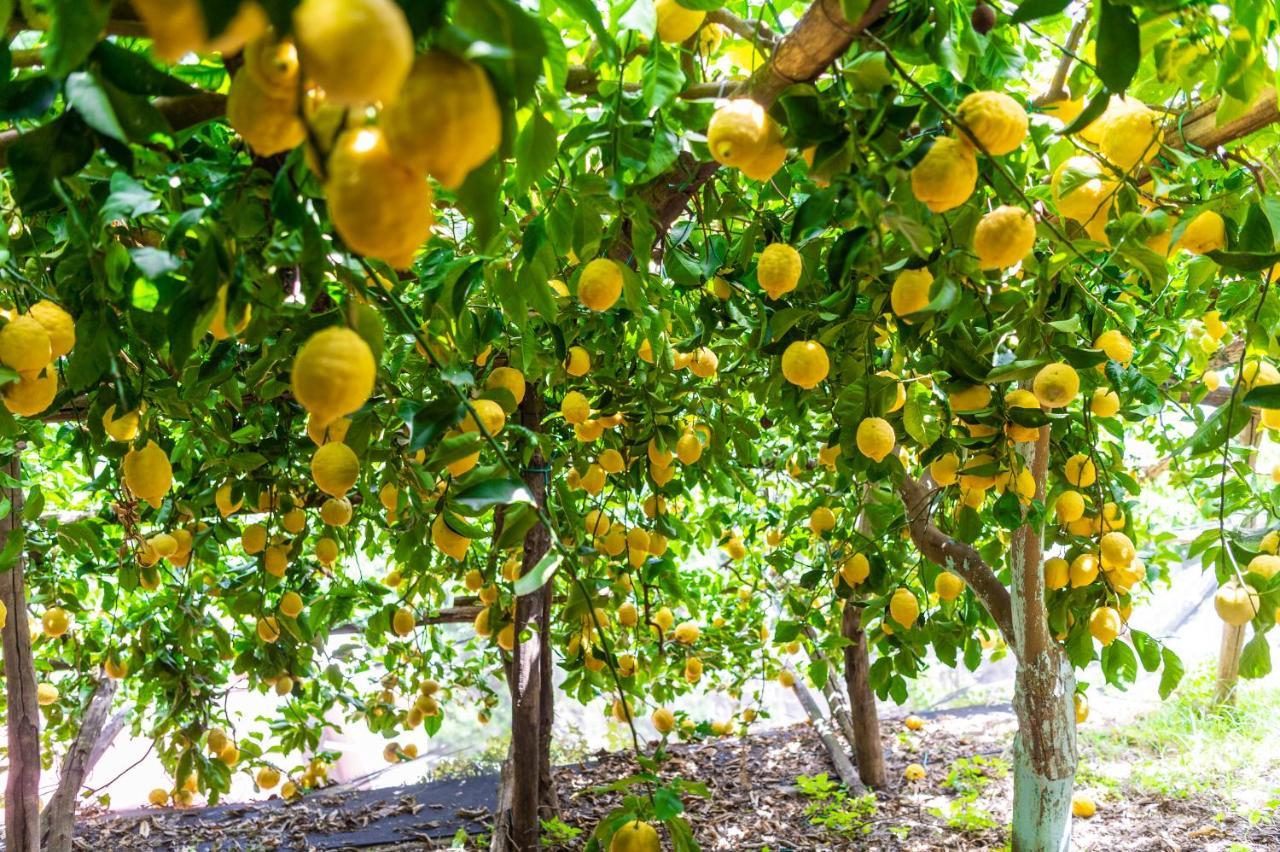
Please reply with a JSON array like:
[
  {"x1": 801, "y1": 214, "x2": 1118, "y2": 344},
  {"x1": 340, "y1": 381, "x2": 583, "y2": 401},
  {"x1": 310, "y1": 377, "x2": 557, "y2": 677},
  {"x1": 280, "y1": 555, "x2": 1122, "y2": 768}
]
[
  {"x1": 1009, "y1": 428, "x2": 1076, "y2": 852},
  {"x1": 491, "y1": 391, "x2": 554, "y2": 852},
  {"x1": 1214, "y1": 623, "x2": 1246, "y2": 704},
  {"x1": 786, "y1": 668, "x2": 863, "y2": 793},
  {"x1": 43, "y1": 675, "x2": 118, "y2": 852},
  {"x1": 0, "y1": 453, "x2": 39, "y2": 852},
  {"x1": 840, "y1": 604, "x2": 886, "y2": 788}
]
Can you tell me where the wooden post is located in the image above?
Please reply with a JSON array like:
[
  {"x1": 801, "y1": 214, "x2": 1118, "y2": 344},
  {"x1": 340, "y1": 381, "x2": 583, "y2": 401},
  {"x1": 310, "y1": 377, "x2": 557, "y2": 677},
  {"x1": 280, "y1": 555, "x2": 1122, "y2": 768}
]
[
  {"x1": 840, "y1": 604, "x2": 887, "y2": 788},
  {"x1": 1214, "y1": 623, "x2": 1247, "y2": 704},
  {"x1": 786, "y1": 668, "x2": 864, "y2": 793},
  {"x1": 43, "y1": 675, "x2": 118, "y2": 852},
  {"x1": 0, "y1": 453, "x2": 39, "y2": 852}
]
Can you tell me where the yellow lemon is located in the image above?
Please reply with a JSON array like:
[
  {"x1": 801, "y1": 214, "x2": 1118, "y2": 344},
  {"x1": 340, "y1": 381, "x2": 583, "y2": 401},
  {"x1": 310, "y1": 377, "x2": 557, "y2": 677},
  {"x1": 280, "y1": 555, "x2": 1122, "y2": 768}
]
[
  {"x1": 856, "y1": 417, "x2": 895, "y2": 462},
  {"x1": 577, "y1": 259, "x2": 624, "y2": 311},
  {"x1": 1099, "y1": 101, "x2": 1162, "y2": 171},
  {"x1": 292, "y1": 0, "x2": 412, "y2": 106},
  {"x1": 1054, "y1": 491, "x2": 1085, "y2": 523},
  {"x1": 935, "y1": 571, "x2": 964, "y2": 601},
  {"x1": 3, "y1": 370, "x2": 57, "y2": 417},
  {"x1": 0, "y1": 315, "x2": 52, "y2": 377},
  {"x1": 1051, "y1": 156, "x2": 1115, "y2": 241},
  {"x1": 891, "y1": 268, "x2": 933, "y2": 319},
  {"x1": 242, "y1": 523, "x2": 267, "y2": 555},
  {"x1": 955, "y1": 91, "x2": 1028, "y2": 155},
  {"x1": 609, "y1": 820, "x2": 661, "y2": 852},
  {"x1": 1071, "y1": 792, "x2": 1096, "y2": 818},
  {"x1": 292, "y1": 327, "x2": 376, "y2": 428},
  {"x1": 486, "y1": 367, "x2": 526, "y2": 405},
  {"x1": 1215, "y1": 579, "x2": 1260, "y2": 625},
  {"x1": 461, "y1": 399, "x2": 506, "y2": 436},
  {"x1": 27, "y1": 300, "x2": 74, "y2": 358},
  {"x1": 226, "y1": 69, "x2": 305, "y2": 156},
  {"x1": 1069, "y1": 553, "x2": 1099, "y2": 588},
  {"x1": 565, "y1": 346, "x2": 591, "y2": 377},
  {"x1": 133, "y1": 0, "x2": 267, "y2": 61},
  {"x1": 103, "y1": 404, "x2": 140, "y2": 442},
  {"x1": 257, "y1": 616, "x2": 281, "y2": 644},
  {"x1": 392, "y1": 607, "x2": 416, "y2": 637},
  {"x1": 973, "y1": 205, "x2": 1036, "y2": 269},
  {"x1": 758, "y1": 243, "x2": 802, "y2": 299},
  {"x1": 707, "y1": 99, "x2": 780, "y2": 171},
  {"x1": 1090, "y1": 388, "x2": 1120, "y2": 417},
  {"x1": 1043, "y1": 556, "x2": 1069, "y2": 590},
  {"x1": 1093, "y1": 330, "x2": 1133, "y2": 365},
  {"x1": 123, "y1": 440, "x2": 173, "y2": 508},
  {"x1": 1088, "y1": 606, "x2": 1121, "y2": 645},
  {"x1": 432, "y1": 514, "x2": 471, "y2": 560},
  {"x1": 910, "y1": 137, "x2": 977, "y2": 213},
  {"x1": 1177, "y1": 210, "x2": 1226, "y2": 255},
  {"x1": 930, "y1": 452, "x2": 960, "y2": 486},
  {"x1": 1032, "y1": 362, "x2": 1079, "y2": 408},
  {"x1": 781, "y1": 340, "x2": 830, "y2": 389},
  {"x1": 280, "y1": 591, "x2": 305, "y2": 618},
  {"x1": 655, "y1": 0, "x2": 704, "y2": 42},
  {"x1": 889, "y1": 588, "x2": 920, "y2": 628},
  {"x1": 311, "y1": 442, "x2": 359, "y2": 496}
]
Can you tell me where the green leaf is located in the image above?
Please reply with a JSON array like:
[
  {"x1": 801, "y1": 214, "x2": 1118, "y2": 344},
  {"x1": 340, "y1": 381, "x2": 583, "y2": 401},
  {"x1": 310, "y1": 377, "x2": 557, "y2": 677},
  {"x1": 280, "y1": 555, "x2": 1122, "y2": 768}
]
[
  {"x1": 553, "y1": 0, "x2": 616, "y2": 61},
  {"x1": 452, "y1": 478, "x2": 535, "y2": 512},
  {"x1": 1101, "y1": 640, "x2": 1137, "y2": 688},
  {"x1": 66, "y1": 71, "x2": 170, "y2": 145},
  {"x1": 1158, "y1": 646, "x2": 1184, "y2": 699},
  {"x1": 808, "y1": 657, "x2": 829, "y2": 690},
  {"x1": 641, "y1": 42, "x2": 683, "y2": 110},
  {"x1": 1243, "y1": 384, "x2": 1280, "y2": 409},
  {"x1": 1009, "y1": 0, "x2": 1071, "y2": 24},
  {"x1": 1239, "y1": 630, "x2": 1272, "y2": 679},
  {"x1": 513, "y1": 550, "x2": 562, "y2": 596},
  {"x1": 7, "y1": 112, "x2": 95, "y2": 214},
  {"x1": 453, "y1": 0, "x2": 548, "y2": 105},
  {"x1": 90, "y1": 41, "x2": 195, "y2": 97},
  {"x1": 494, "y1": 503, "x2": 539, "y2": 549},
  {"x1": 1129, "y1": 629, "x2": 1160, "y2": 672},
  {"x1": 402, "y1": 398, "x2": 466, "y2": 452},
  {"x1": 1096, "y1": 1, "x2": 1140, "y2": 94},
  {"x1": 903, "y1": 382, "x2": 942, "y2": 446},
  {"x1": 44, "y1": 0, "x2": 111, "y2": 79},
  {"x1": 514, "y1": 109, "x2": 558, "y2": 195},
  {"x1": 1205, "y1": 248, "x2": 1280, "y2": 273},
  {"x1": 653, "y1": 786, "x2": 685, "y2": 821},
  {"x1": 0, "y1": 75, "x2": 58, "y2": 121},
  {"x1": 454, "y1": 156, "x2": 504, "y2": 251},
  {"x1": 1182, "y1": 397, "x2": 1253, "y2": 456},
  {"x1": 1060, "y1": 89, "x2": 1111, "y2": 136}
]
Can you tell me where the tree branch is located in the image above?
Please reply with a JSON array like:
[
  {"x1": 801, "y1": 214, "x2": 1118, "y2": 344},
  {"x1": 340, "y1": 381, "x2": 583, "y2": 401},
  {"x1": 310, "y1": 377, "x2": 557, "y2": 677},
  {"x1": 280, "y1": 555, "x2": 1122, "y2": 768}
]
[
  {"x1": 898, "y1": 471, "x2": 1015, "y2": 646},
  {"x1": 706, "y1": 9, "x2": 778, "y2": 47}
]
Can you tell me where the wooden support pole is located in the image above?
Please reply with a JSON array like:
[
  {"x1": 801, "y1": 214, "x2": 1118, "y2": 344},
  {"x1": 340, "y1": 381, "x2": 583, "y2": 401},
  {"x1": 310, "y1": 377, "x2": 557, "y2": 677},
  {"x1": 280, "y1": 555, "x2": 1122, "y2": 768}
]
[{"x1": 42, "y1": 675, "x2": 118, "y2": 852}]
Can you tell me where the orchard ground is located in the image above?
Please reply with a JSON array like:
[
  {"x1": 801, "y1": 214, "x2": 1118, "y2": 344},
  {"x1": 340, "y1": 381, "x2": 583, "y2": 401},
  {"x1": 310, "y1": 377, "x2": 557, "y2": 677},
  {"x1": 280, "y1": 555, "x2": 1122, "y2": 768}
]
[{"x1": 37, "y1": 547, "x2": 1280, "y2": 849}]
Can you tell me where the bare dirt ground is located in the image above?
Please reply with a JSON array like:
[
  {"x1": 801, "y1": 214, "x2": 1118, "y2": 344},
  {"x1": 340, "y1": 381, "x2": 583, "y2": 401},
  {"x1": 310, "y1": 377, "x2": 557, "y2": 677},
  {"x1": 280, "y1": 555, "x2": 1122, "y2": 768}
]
[{"x1": 70, "y1": 704, "x2": 1278, "y2": 850}]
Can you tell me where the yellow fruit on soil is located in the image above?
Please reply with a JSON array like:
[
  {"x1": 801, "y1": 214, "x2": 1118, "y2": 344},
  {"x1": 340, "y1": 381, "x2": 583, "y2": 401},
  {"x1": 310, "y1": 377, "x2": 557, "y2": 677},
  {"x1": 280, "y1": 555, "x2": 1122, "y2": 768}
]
[
  {"x1": 1071, "y1": 791, "x2": 1096, "y2": 818},
  {"x1": 227, "y1": 70, "x2": 305, "y2": 157},
  {"x1": 0, "y1": 315, "x2": 52, "y2": 377},
  {"x1": 1044, "y1": 557, "x2": 1069, "y2": 590},
  {"x1": 610, "y1": 820, "x2": 661, "y2": 852},
  {"x1": 1051, "y1": 156, "x2": 1116, "y2": 239},
  {"x1": 1100, "y1": 101, "x2": 1162, "y2": 171},
  {"x1": 930, "y1": 452, "x2": 960, "y2": 486},
  {"x1": 326, "y1": 127, "x2": 434, "y2": 268},
  {"x1": 1054, "y1": 491, "x2": 1085, "y2": 524},
  {"x1": 973, "y1": 205, "x2": 1036, "y2": 269},
  {"x1": 432, "y1": 514, "x2": 471, "y2": 560},
  {"x1": 461, "y1": 399, "x2": 506, "y2": 436},
  {"x1": 28, "y1": 300, "x2": 74, "y2": 358},
  {"x1": 955, "y1": 91, "x2": 1028, "y2": 155},
  {"x1": 103, "y1": 405, "x2": 140, "y2": 442},
  {"x1": 280, "y1": 591, "x2": 305, "y2": 618},
  {"x1": 655, "y1": 0, "x2": 704, "y2": 42},
  {"x1": 904, "y1": 763, "x2": 926, "y2": 780},
  {"x1": 904, "y1": 715, "x2": 926, "y2": 731},
  {"x1": 134, "y1": 0, "x2": 267, "y2": 62},
  {"x1": 889, "y1": 588, "x2": 920, "y2": 628},
  {"x1": 148, "y1": 788, "x2": 169, "y2": 807},
  {"x1": 292, "y1": 327, "x2": 376, "y2": 429},
  {"x1": 257, "y1": 616, "x2": 281, "y2": 643},
  {"x1": 1090, "y1": 388, "x2": 1120, "y2": 418},
  {"x1": 42, "y1": 607, "x2": 70, "y2": 637},
  {"x1": 935, "y1": 572, "x2": 964, "y2": 601},
  {"x1": 3, "y1": 370, "x2": 57, "y2": 417},
  {"x1": 891, "y1": 268, "x2": 933, "y2": 319},
  {"x1": 1064, "y1": 453, "x2": 1097, "y2": 488},
  {"x1": 383, "y1": 51, "x2": 501, "y2": 189},
  {"x1": 1088, "y1": 606, "x2": 1121, "y2": 645},
  {"x1": 293, "y1": 0, "x2": 412, "y2": 106},
  {"x1": 758, "y1": 244, "x2": 802, "y2": 300},
  {"x1": 781, "y1": 340, "x2": 830, "y2": 389},
  {"x1": 123, "y1": 441, "x2": 173, "y2": 508},
  {"x1": 910, "y1": 137, "x2": 978, "y2": 213},
  {"x1": 1032, "y1": 362, "x2": 1080, "y2": 409},
  {"x1": 856, "y1": 417, "x2": 895, "y2": 462},
  {"x1": 1177, "y1": 210, "x2": 1226, "y2": 255},
  {"x1": 311, "y1": 442, "x2": 359, "y2": 496},
  {"x1": 1215, "y1": 579, "x2": 1260, "y2": 626},
  {"x1": 578, "y1": 259, "x2": 624, "y2": 312}
]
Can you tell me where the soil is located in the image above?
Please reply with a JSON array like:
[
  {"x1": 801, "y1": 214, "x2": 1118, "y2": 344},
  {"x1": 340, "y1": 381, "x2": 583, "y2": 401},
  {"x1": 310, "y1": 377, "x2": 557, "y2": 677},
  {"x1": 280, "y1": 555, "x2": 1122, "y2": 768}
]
[{"x1": 69, "y1": 705, "x2": 1278, "y2": 851}]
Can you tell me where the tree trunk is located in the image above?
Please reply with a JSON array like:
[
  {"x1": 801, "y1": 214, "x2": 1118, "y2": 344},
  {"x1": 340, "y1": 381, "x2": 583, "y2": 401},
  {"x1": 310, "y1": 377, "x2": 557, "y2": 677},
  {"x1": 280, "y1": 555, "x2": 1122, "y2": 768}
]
[
  {"x1": 491, "y1": 391, "x2": 554, "y2": 852},
  {"x1": 1213, "y1": 623, "x2": 1246, "y2": 704},
  {"x1": 1009, "y1": 428, "x2": 1077, "y2": 852},
  {"x1": 43, "y1": 675, "x2": 118, "y2": 852},
  {"x1": 0, "y1": 453, "x2": 39, "y2": 852},
  {"x1": 840, "y1": 604, "x2": 886, "y2": 788},
  {"x1": 786, "y1": 668, "x2": 863, "y2": 793}
]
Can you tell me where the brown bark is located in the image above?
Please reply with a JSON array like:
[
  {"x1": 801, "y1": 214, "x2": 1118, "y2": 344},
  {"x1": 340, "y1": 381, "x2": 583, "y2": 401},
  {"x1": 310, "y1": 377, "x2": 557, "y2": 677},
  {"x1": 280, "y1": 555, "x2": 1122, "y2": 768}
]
[
  {"x1": 1012, "y1": 428, "x2": 1053, "y2": 659},
  {"x1": 899, "y1": 472, "x2": 1016, "y2": 645},
  {"x1": 1170, "y1": 88, "x2": 1279, "y2": 152},
  {"x1": 840, "y1": 604, "x2": 886, "y2": 788},
  {"x1": 786, "y1": 668, "x2": 864, "y2": 793},
  {"x1": 749, "y1": 0, "x2": 892, "y2": 105},
  {"x1": 0, "y1": 454, "x2": 38, "y2": 852},
  {"x1": 43, "y1": 675, "x2": 119, "y2": 852},
  {"x1": 1214, "y1": 623, "x2": 1246, "y2": 704}
]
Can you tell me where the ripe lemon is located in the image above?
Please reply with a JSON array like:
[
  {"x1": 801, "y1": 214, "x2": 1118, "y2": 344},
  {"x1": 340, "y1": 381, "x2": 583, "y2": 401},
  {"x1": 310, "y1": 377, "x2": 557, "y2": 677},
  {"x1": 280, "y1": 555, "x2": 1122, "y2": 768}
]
[
  {"x1": 598, "y1": 449, "x2": 625, "y2": 474},
  {"x1": 949, "y1": 384, "x2": 991, "y2": 412},
  {"x1": 392, "y1": 606, "x2": 416, "y2": 637},
  {"x1": 486, "y1": 367, "x2": 526, "y2": 405},
  {"x1": 673, "y1": 621, "x2": 700, "y2": 644},
  {"x1": 104, "y1": 654, "x2": 128, "y2": 679},
  {"x1": 651, "y1": 707, "x2": 676, "y2": 734},
  {"x1": 280, "y1": 591, "x2": 305, "y2": 618},
  {"x1": 1100, "y1": 101, "x2": 1162, "y2": 171},
  {"x1": 723, "y1": 536, "x2": 746, "y2": 560},
  {"x1": 1069, "y1": 553, "x2": 1099, "y2": 587},
  {"x1": 758, "y1": 243, "x2": 802, "y2": 299},
  {"x1": 293, "y1": 0, "x2": 412, "y2": 107},
  {"x1": 707, "y1": 99, "x2": 777, "y2": 169},
  {"x1": 565, "y1": 346, "x2": 591, "y2": 376},
  {"x1": 655, "y1": 0, "x2": 704, "y2": 42},
  {"x1": 910, "y1": 137, "x2": 977, "y2": 213},
  {"x1": 1043, "y1": 556, "x2": 1069, "y2": 590},
  {"x1": 27, "y1": 300, "x2": 74, "y2": 358},
  {"x1": 383, "y1": 51, "x2": 502, "y2": 189},
  {"x1": 1248, "y1": 554, "x2": 1280, "y2": 579},
  {"x1": 891, "y1": 268, "x2": 933, "y2": 319},
  {"x1": 256, "y1": 767, "x2": 281, "y2": 790},
  {"x1": 312, "y1": 442, "x2": 359, "y2": 496},
  {"x1": 841, "y1": 553, "x2": 870, "y2": 586},
  {"x1": 243, "y1": 30, "x2": 299, "y2": 94},
  {"x1": 149, "y1": 533, "x2": 178, "y2": 558},
  {"x1": 1093, "y1": 330, "x2": 1133, "y2": 366},
  {"x1": 675, "y1": 431, "x2": 702, "y2": 464},
  {"x1": 781, "y1": 340, "x2": 829, "y2": 389},
  {"x1": 226, "y1": 70, "x2": 305, "y2": 157},
  {"x1": 42, "y1": 606, "x2": 70, "y2": 637},
  {"x1": 929, "y1": 452, "x2": 960, "y2": 486},
  {"x1": 1004, "y1": 389, "x2": 1041, "y2": 442},
  {"x1": 577, "y1": 259, "x2": 623, "y2": 311},
  {"x1": 688, "y1": 347, "x2": 718, "y2": 378},
  {"x1": 856, "y1": 417, "x2": 896, "y2": 462},
  {"x1": 326, "y1": 127, "x2": 434, "y2": 268},
  {"x1": 889, "y1": 588, "x2": 920, "y2": 628},
  {"x1": 610, "y1": 820, "x2": 660, "y2": 852},
  {"x1": 1090, "y1": 388, "x2": 1121, "y2": 417},
  {"x1": 432, "y1": 514, "x2": 471, "y2": 560},
  {"x1": 37, "y1": 682, "x2": 59, "y2": 706},
  {"x1": 461, "y1": 399, "x2": 506, "y2": 436},
  {"x1": 1054, "y1": 491, "x2": 1085, "y2": 524},
  {"x1": 123, "y1": 441, "x2": 173, "y2": 508},
  {"x1": 973, "y1": 205, "x2": 1036, "y2": 269},
  {"x1": 1074, "y1": 692, "x2": 1089, "y2": 723},
  {"x1": 134, "y1": 0, "x2": 267, "y2": 62},
  {"x1": 1215, "y1": 579, "x2": 1260, "y2": 625},
  {"x1": 3, "y1": 370, "x2": 57, "y2": 417},
  {"x1": 103, "y1": 405, "x2": 140, "y2": 442},
  {"x1": 307, "y1": 413, "x2": 351, "y2": 447},
  {"x1": 216, "y1": 483, "x2": 243, "y2": 517},
  {"x1": 809, "y1": 506, "x2": 836, "y2": 535},
  {"x1": 904, "y1": 763, "x2": 926, "y2": 781},
  {"x1": 292, "y1": 327, "x2": 376, "y2": 429},
  {"x1": 561, "y1": 391, "x2": 591, "y2": 425},
  {"x1": 1051, "y1": 157, "x2": 1115, "y2": 241},
  {"x1": 954, "y1": 91, "x2": 1027, "y2": 155},
  {"x1": 242, "y1": 523, "x2": 267, "y2": 555},
  {"x1": 1100, "y1": 531, "x2": 1136, "y2": 570},
  {"x1": 316, "y1": 536, "x2": 339, "y2": 565},
  {"x1": 934, "y1": 571, "x2": 964, "y2": 601},
  {"x1": 257, "y1": 616, "x2": 281, "y2": 643},
  {"x1": 282, "y1": 507, "x2": 306, "y2": 534},
  {"x1": 264, "y1": 545, "x2": 289, "y2": 577},
  {"x1": 1032, "y1": 362, "x2": 1079, "y2": 408},
  {"x1": 148, "y1": 788, "x2": 170, "y2": 807},
  {"x1": 0, "y1": 315, "x2": 52, "y2": 377},
  {"x1": 1088, "y1": 606, "x2": 1121, "y2": 645},
  {"x1": 1177, "y1": 210, "x2": 1225, "y2": 255}
]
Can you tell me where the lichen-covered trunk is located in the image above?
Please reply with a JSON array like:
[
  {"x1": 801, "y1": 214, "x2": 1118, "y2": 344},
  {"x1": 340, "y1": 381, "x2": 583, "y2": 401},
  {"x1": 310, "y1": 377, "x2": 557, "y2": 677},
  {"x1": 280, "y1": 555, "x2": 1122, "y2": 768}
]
[
  {"x1": 1009, "y1": 427, "x2": 1076, "y2": 852},
  {"x1": 0, "y1": 454, "x2": 39, "y2": 852},
  {"x1": 841, "y1": 604, "x2": 886, "y2": 788}
]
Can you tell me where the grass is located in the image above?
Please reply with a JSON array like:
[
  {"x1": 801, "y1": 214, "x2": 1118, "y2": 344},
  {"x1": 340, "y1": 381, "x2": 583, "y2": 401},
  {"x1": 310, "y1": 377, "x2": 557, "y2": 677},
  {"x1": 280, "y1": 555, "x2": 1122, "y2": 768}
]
[{"x1": 1079, "y1": 666, "x2": 1280, "y2": 819}]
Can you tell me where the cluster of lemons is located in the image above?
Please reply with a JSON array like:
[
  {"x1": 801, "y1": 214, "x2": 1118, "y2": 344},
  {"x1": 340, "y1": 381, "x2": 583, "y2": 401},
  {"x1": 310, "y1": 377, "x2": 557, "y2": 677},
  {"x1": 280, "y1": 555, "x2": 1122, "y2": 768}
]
[{"x1": 0, "y1": 300, "x2": 75, "y2": 417}]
